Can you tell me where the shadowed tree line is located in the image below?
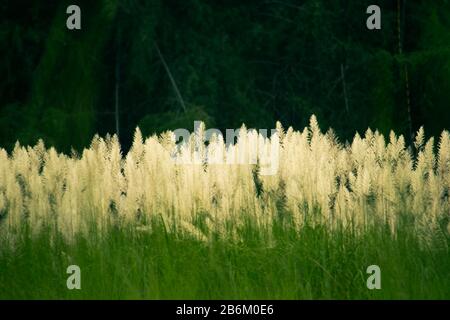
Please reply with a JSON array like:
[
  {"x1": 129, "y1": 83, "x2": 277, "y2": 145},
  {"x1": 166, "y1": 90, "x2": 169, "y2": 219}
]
[{"x1": 1, "y1": 0, "x2": 449, "y2": 152}]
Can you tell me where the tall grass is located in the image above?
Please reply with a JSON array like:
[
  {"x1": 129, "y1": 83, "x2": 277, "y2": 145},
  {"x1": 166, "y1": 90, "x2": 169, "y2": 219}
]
[
  {"x1": 1, "y1": 220, "x2": 449, "y2": 299},
  {"x1": 0, "y1": 115, "x2": 449, "y2": 299}
]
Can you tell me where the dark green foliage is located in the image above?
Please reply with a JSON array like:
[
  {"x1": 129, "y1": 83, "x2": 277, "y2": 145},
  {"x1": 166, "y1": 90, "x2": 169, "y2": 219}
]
[
  {"x1": 138, "y1": 105, "x2": 215, "y2": 136},
  {"x1": 0, "y1": 0, "x2": 449, "y2": 151}
]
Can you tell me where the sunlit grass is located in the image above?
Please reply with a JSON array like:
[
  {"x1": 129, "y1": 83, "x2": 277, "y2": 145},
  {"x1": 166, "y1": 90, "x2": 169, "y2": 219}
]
[{"x1": 0, "y1": 116, "x2": 449, "y2": 299}]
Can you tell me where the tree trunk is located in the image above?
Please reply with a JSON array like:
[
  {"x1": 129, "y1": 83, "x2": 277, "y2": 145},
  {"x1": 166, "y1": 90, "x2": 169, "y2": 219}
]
[
  {"x1": 341, "y1": 63, "x2": 350, "y2": 115},
  {"x1": 115, "y1": 27, "x2": 121, "y2": 139},
  {"x1": 397, "y1": 0, "x2": 413, "y2": 141}
]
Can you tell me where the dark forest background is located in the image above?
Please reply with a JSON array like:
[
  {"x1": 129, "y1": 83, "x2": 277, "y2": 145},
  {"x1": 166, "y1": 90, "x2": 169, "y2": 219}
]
[{"x1": 1, "y1": 0, "x2": 449, "y2": 152}]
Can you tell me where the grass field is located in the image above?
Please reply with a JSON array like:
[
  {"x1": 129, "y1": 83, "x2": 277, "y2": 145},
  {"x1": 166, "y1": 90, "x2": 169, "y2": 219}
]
[
  {"x1": 0, "y1": 220, "x2": 449, "y2": 299},
  {"x1": 0, "y1": 117, "x2": 449, "y2": 299}
]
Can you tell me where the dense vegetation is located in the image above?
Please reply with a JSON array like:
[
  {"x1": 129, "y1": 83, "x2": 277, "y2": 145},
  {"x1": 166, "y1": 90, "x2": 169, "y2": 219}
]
[
  {"x1": 1, "y1": 0, "x2": 450, "y2": 152},
  {"x1": 0, "y1": 119, "x2": 449, "y2": 298},
  {"x1": 1, "y1": 1, "x2": 449, "y2": 300}
]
